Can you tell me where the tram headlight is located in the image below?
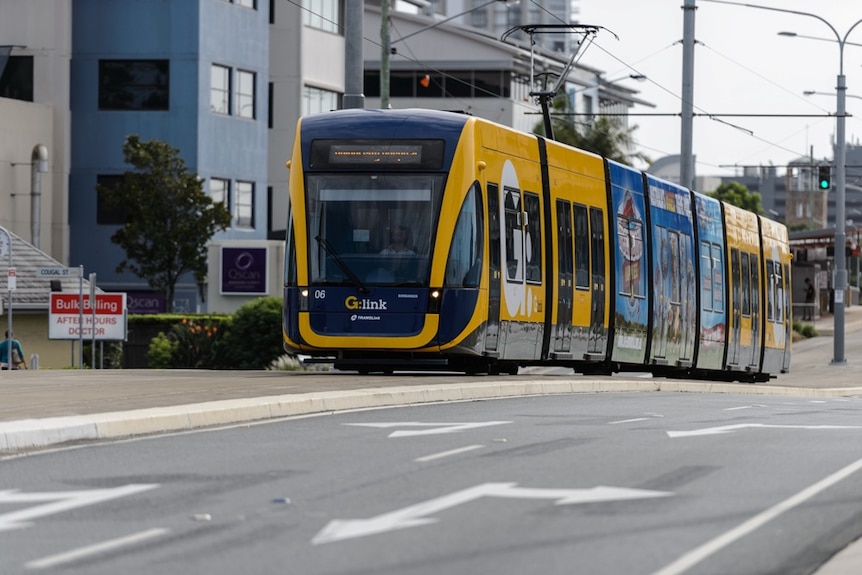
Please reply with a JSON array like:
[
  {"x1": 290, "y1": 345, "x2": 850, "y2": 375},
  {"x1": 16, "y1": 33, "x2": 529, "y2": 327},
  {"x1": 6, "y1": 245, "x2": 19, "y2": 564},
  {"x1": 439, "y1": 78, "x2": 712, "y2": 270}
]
[
  {"x1": 427, "y1": 289, "x2": 441, "y2": 314},
  {"x1": 300, "y1": 288, "x2": 310, "y2": 311}
]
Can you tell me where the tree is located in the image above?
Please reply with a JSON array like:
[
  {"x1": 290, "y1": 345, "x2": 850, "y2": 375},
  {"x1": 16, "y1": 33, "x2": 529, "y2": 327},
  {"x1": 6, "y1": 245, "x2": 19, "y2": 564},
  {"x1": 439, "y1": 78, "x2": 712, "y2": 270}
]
[
  {"x1": 533, "y1": 95, "x2": 652, "y2": 167},
  {"x1": 98, "y1": 135, "x2": 233, "y2": 312},
  {"x1": 708, "y1": 181, "x2": 763, "y2": 214}
]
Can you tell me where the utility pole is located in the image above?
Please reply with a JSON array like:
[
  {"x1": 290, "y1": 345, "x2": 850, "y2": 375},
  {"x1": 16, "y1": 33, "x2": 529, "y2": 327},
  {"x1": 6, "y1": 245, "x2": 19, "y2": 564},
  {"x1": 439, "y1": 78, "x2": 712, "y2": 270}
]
[
  {"x1": 680, "y1": 0, "x2": 696, "y2": 191},
  {"x1": 343, "y1": 0, "x2": 365, "y2": 109},
  {"x1": 380, "y1": 0, "x2": 391, "y2": 109}
]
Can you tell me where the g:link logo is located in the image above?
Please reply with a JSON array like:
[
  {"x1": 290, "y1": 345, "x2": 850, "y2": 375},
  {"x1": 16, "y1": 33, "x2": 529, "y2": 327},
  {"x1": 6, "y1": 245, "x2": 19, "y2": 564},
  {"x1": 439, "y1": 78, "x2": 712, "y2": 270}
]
[{"x1": 344, "y1": 296, "x2": 388, "y2": 310}]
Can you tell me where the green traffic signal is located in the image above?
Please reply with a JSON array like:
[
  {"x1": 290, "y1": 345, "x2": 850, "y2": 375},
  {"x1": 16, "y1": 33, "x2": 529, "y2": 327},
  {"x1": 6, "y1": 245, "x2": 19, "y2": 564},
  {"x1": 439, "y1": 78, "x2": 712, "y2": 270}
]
[{"x1": 818, "y1": 165, "x2": 831, "y2": 190}]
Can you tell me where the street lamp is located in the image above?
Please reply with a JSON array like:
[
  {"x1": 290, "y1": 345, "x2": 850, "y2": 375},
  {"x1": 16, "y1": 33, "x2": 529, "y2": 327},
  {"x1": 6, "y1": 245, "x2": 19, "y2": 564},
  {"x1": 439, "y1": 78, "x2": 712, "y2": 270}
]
[
  {"x1": 703, "y1": 0, "x2": 862, "y2": 366},
  {"x1": 778, "y1": 21, "x2": 862, "y2": 366},
  {"x1": 803, "y1": 90, "x2": 862, "y2": 102},
  {"x1": 778, "y1": 31, "x2": 862, "y2": 49}
]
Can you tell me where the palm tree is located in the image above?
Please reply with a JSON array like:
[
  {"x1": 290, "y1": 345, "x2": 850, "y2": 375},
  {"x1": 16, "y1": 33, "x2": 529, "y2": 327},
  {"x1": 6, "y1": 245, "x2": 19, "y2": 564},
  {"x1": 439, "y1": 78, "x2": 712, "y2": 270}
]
[{"x1": 533, "y1": 95, "x2": 651, "y2": 167}]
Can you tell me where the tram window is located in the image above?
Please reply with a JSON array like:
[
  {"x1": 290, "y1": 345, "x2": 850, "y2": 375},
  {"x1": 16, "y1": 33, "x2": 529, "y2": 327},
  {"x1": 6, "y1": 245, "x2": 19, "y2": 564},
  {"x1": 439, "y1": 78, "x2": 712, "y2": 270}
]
[
  {"x1": 488, "y1": 183, "x2": 501, "y2": 268},
  {"x1": 767, "y1": 259, "x2": 776, "y2": 322},
  {"x1": 504, "y1": 187, "x2": 521, "y2": 281},
  {"x1": 556, "y1": 200, "x2": 573, "y2": 284},
  {"x1": 750, "y1": 254, "x2": 759, "y2": 319},
  {"x1": 285, "y1": 210, "x2": 297, "y2": 286},
  {"x1": 669, "y1": 232, "x2": 681, "y2": 305},
  {"x1": 741, "y1": 252, "x2": 750, "y2": 316},
  {"x1": 618, "y1": 215, "x2": 644, "y2": 298},
  {"x1": 711, "y1": 244, "x2": 724, "y2": 312},
  {"x1": 775, "y1": 261, "x2": 784, "y2": 323},
  {"x1": 524, "y1": 192, "x2": 542, "y2": 283},
  {"x1": 444, "y1": 183, "x2": 484, "y2": 287},
  {"x1": 306, "y1": 173, "x2": 442, "y2": 284},
  {"x1": 589, "y1": 207, "x2": 605, "y2": 287},
  {"x1": 700, "y1": 241, "x2": 713, "y2": 311},
  {"x1": 573, "y1": 204, "x2": 589, "y2": 289}
]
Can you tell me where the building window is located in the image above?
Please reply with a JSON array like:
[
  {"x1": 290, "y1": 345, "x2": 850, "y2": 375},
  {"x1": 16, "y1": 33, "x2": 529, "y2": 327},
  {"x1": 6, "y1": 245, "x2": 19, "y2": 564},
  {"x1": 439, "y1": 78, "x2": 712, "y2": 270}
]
[
  {"x1": 236, "y1": 0, "x2": 256, "y2": 8},
  {"x1": 98, "y1": 60, "x2": 169, "y2": 111},
  {"x1": 0, "y1": 55, "x2": 34, "y2": 102},
  {"x1": 236, "y1": 181, "x2": 254, "y2": 228},
  {"x1": 210, "y1": 178, "x2": 230, "y2": 211},
  {"x1": 236, "y1": 70, "x2": 255, "y2": 119},
  {"x1": 303, "y1": 0, "x2": 341, "y2": 34},
  {"x1": 303, "y1": 85, "x2": 339, "y2": 115},
  {"x1": 211, "y1": 64, "x2": 231, "y2": 115},
  {"x1": 268, "y1": 82, "x2": 273, "y2": 128},
  {"x1": 96, "y1": 175, "x2": 129, "y2": 225}
]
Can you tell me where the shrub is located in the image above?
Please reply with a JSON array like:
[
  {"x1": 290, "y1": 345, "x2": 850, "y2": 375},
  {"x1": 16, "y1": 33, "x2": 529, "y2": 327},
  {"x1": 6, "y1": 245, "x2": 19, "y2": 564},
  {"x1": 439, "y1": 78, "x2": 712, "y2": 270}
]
[
  {"x1": 148, "y1": 331, "x2": 178, "y2": 368},
  {"x1": 800, "y1": 324, "x2": 818, "y2": 338},
  {"x1": 216, "y1": 296, "x2": 285, "y2": 369}
]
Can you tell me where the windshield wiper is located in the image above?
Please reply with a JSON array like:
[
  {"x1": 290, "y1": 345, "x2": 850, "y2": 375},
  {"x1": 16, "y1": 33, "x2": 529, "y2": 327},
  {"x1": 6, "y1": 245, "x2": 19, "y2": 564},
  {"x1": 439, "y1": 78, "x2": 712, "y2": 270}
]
[{"x1": 315, "y1": 235, "x2": 369, "y2": 294}]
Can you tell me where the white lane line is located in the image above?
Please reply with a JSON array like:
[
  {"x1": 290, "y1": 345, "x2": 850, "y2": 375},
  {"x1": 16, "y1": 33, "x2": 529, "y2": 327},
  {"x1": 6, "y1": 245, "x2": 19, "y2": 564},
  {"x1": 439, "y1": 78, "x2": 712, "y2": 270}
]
[
  {"x1": 609, "y1": 418, "x2": 650, "y2": 424},
  {"x1": 415, "y1": 445, "x2": 484, "y2": 462},
  {"x1": 26, "y1": 527, "x2": 170, "y2": 570},
  {"x1": 651, "y1": 456, "x2": 862, "y2": 575}
]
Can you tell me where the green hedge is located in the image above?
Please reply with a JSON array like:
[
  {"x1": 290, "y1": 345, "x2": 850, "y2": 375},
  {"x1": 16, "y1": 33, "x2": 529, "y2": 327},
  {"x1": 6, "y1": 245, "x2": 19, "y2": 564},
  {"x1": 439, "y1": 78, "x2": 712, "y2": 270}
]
[{"x1": 125, "y1": 297, "x2": 286, "y2": 370}]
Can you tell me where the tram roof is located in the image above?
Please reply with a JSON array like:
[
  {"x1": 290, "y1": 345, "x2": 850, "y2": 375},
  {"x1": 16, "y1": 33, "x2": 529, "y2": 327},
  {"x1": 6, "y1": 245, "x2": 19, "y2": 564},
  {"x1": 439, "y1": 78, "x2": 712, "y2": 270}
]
[{"x1": 300, "y1": 108, "x2": 472, "y2": 139}]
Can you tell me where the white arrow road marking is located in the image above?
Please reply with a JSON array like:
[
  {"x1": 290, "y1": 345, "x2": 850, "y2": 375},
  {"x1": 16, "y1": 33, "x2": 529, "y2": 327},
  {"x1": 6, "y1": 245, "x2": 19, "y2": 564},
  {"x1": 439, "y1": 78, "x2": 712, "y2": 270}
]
[
  {"x1": 0, "y1": 484, "x2": 159, "y2": 532},
  {"x1": 344, "y1": 421, "x2": 511, "y2": 437},
  {"x1": 667, "y1": 424, "x2": 862, "y2": 438},
  {"x1": 311, "y1": 482, "x2": 672, "y2": 544}
]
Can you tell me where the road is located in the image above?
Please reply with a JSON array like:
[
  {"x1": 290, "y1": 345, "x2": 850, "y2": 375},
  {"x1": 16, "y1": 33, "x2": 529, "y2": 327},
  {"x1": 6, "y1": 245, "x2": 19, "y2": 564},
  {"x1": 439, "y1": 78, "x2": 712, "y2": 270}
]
[{"x1": 2, "y1": 392, "x2": 862, "y2": 574}]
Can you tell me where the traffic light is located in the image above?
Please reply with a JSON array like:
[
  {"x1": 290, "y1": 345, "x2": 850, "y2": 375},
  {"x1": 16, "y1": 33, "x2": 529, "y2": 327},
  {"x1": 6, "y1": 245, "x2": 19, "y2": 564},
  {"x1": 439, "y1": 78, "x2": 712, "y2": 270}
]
[{"x1": 818, "y1": 165, "x2": 831, "y2": 190}]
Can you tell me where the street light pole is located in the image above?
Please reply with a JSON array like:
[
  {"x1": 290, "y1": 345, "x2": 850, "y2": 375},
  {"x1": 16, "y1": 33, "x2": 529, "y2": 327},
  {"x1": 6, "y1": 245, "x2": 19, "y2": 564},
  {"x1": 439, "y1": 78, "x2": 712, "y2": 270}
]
[{"x1": 701, "y1": 0, "x2": 862, "y2": 366}]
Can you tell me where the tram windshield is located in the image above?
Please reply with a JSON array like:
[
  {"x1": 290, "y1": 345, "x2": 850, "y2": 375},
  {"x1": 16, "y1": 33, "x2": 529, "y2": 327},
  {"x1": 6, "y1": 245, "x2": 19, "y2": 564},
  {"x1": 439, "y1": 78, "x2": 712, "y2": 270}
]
[{"x1": 306, "y1": 173, "x2": 444, "y2": 286}]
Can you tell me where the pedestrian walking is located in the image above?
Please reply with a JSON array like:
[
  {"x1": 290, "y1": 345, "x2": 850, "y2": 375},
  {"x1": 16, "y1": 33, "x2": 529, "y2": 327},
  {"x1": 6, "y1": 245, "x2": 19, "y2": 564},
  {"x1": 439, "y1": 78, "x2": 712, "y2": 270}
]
[
  {"x1": 803, "y1": 278, "x2": 815, "y2": 321},
  {"x1": 0, "y1": 330, "x2": 27, "y2": 370}
]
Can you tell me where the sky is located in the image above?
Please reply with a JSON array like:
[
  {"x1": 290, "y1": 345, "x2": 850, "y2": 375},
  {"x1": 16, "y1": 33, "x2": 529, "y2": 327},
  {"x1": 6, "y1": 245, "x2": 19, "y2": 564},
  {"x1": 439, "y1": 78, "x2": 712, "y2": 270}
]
[{"x1": 576, "y1": 0, "x2": 862, "y2": 178}]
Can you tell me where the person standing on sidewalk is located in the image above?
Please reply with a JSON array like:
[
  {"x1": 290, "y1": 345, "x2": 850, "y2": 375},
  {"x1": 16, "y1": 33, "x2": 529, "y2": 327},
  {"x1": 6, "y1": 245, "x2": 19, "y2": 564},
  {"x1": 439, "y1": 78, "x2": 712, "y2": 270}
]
[
  {"x1": 0, "y1": 330, "x2": 27, "y2": 370},
  {"x1": 803, "y1": 278, "x2": 815, "y2": 321}
]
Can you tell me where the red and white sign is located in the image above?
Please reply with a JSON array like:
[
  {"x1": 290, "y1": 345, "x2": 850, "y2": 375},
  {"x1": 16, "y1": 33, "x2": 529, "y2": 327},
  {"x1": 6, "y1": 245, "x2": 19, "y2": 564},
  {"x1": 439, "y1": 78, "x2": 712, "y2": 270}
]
[{"x1": 48, "y1": 293, "x2": 127, "y2": 340}]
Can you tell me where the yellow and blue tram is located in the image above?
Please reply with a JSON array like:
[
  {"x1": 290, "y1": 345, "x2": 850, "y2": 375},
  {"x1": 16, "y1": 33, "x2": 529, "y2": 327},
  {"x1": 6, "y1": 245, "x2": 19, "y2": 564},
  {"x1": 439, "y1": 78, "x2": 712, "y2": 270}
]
[{"x1": 282, "y1": 108, "x2": 792, "y2": 381}]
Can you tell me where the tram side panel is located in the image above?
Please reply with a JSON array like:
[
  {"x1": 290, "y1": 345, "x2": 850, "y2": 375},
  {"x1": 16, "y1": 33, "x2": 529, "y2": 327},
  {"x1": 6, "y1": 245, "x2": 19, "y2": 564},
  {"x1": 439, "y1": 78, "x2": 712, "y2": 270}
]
[
  {"x1": 645, "y1": 176, "x2": 697, "y2": 370},
  {"x1": 692, "y1": 193, "x2": 728, "y2": 371},
  {"x1": 543, "y1": 140, "x2": 610, "y2": 364},
  {"x1": 722, "y1": 203, "x2": 763, "y2": 375},
  {"x1": 758, "y1": 215, "x2": 792, "y2": 375},
  {"x1": 607, "y1": 161, "x2": 649, "y2": 367}
]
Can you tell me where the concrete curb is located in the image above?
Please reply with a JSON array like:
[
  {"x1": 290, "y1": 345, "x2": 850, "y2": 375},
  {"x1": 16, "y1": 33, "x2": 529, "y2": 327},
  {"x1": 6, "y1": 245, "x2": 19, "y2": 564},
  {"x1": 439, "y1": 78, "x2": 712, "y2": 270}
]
[
  {"x1": 0, "y1": 379, "x2": 660, "y2": 453},
  {"x1": 3, "y1": 378, "x2": 862, "y2": 455}
]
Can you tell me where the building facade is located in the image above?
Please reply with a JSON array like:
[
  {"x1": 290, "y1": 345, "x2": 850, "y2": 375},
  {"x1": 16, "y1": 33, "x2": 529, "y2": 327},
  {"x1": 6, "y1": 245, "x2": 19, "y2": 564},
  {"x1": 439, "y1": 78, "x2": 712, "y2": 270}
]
[{"x1": 1, "y1": 0, "x2": 645, "y2": 329}]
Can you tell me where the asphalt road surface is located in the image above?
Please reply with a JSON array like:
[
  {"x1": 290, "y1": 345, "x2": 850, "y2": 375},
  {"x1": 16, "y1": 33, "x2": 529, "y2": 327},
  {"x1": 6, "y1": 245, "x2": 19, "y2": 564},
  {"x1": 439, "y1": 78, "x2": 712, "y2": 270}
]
[{"x1": 2, "y1": 392, "x2": 862, "y2": 575}]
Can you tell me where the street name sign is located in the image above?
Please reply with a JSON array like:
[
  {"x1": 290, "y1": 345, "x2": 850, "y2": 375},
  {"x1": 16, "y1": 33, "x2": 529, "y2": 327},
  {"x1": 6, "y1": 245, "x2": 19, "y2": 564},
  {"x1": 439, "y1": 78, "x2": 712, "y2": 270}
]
[{"x1": 36, "y1": 267, "x2": 80, "y2": 278}]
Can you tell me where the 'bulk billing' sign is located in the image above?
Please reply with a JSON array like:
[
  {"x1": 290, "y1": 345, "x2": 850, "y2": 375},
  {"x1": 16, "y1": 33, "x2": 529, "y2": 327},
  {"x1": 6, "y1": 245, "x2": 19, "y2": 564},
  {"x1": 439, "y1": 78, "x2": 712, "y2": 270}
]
[{"x1": 49, "y1": 293, "x2": 127, "y2": 340}]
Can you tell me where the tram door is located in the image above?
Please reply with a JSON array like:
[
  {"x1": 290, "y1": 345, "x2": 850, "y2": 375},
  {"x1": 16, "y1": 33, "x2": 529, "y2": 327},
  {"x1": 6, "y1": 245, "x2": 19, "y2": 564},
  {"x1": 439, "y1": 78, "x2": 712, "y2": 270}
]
[
  {"x1": 749, "y1": 254, "x2": 761, "y2": 369},
  {"x1": 588, "y1": 207, "x2": 606, "y2": 356},
  {"x1": 728, "y1": 248, "x2": 742, "y2": 366},
  {"x1": 553, "y1": 200, "x2": 573, "y2": 354},
  {"x1": 485, "y1": 184, "x2": 501, "y2": 352},
  {"x1": 782, "y1": 262, "x2": 792, "y2": 371}
]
